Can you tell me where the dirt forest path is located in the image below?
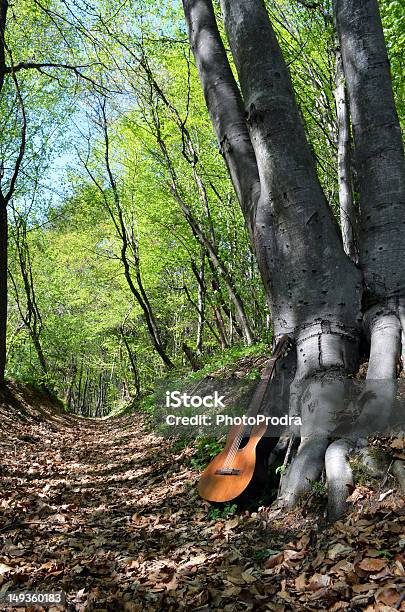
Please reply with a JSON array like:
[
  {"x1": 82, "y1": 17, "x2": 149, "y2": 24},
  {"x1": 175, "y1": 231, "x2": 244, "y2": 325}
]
[{"x1": 0, "y1": 396, "x2": 404, "y2": 611}]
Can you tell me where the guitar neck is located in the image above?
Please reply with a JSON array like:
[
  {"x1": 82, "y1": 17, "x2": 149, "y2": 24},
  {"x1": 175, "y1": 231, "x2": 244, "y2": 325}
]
[{"x1": 245, "y1": 335, "x2": 290, "y2": 420}]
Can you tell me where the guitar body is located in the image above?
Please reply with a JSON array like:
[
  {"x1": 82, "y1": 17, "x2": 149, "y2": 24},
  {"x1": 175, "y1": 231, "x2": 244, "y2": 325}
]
[
  {"x1": 197, "y1": 335, "x2": 292, "y2": 503},
  {"x1": 197, "y1": 334, "x2": 291, "y2": 502},
  {"x1": 198, "y1": 423, "x2": 267, "y2": 502}
]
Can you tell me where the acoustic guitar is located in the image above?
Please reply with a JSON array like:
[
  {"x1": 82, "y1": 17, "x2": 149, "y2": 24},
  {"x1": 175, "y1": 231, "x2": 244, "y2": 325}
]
[{"x1": 198, "y1": 335, "x2": 292, "y2": 503}]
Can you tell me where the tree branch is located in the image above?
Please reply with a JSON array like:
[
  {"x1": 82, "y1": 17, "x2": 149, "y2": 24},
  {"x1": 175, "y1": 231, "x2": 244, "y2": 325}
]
[
  {"x1": 3, "y1": 52, "x2": 26, "y2": 205},
  {"x1": 182, "y1": 0, "x2": 260, "y2": 229},
  {"x1": 4, "y1": 61, "x2": 107, "y2": 92}
]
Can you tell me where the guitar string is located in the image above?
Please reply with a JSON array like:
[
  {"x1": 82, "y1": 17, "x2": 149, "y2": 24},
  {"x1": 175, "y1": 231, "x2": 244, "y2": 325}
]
[
  {"x1": 223, "y1": 406, "x2": 267, "y2": 467},
  {"x1": 221, "y1": 366, "x2": 276, "y2": 468},
  {"x1": 222, "y1": 428, "x2": 246, "y2": 468},
  {"x1": 222, "y1": 429, "x2": 243, "y2": 468},
  {"x1": 222, "y1": 369, "x2": 274, "y2": 468},
  {"x1": 219, "y1": 339, "x2": 290, "y2": 469}
]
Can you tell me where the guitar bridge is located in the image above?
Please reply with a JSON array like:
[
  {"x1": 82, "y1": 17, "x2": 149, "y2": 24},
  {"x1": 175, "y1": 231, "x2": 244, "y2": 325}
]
[{"x1": 215, "y1": 468, "x2": 241, "y2": 475}]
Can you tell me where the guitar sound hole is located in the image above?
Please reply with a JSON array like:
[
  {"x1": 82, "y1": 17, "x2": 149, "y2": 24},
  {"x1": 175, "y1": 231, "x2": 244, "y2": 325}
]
[{"x1": 215, "y1": 468, "x2": 241, "y2": 475}]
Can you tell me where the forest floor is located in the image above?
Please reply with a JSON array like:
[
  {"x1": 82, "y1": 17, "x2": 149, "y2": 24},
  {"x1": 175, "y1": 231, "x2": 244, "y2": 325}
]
[{"x1": 0, "y1": 382, "x2": 405, "y2": 612}]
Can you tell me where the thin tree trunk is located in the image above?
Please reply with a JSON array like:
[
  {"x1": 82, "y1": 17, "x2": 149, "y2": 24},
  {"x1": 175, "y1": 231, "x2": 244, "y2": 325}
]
[
  {"x1": 229, "y1": 310, "x2": 234, "y2": 344},
  {"x1": 0, "y1": 200, "x2": 7, "y2": 384},
  {"x1": 0, "y1": 1, "x2": 8, "y2": 385},
  {"x1": 206, "y1": 257, "x2": 244, "y2": 341},
  {"x1": 120, "y1": 241, "x2": 173, "y2": 368},
  {"x1": 64, "y1": 359, "x2": 76, "y2": 411},
  {"x1": 10, "y1": 215, "x2": 48, "y2": 377},
  {"x1": 213, "y1": 307, "x2": 229, "y2": 349},
  {"x1": 120, "y1": 325, "x2": 141, "y2": 398},
  {"x1": 81, "y1": 371, "x2": 89, "y2": 416},
  {"x1": 76, "y1": 361, "x2": 83, "y2": 415},
  {"x1": 182, "y1": 342, "x2": 201, "y2": 371},
  {"x1": 334, "y1": 46, "x2": 357, "y2": 261},
  {"x1": 182, "y1": 280, "x2": 221, "y2": 345},
  {"x1": 152, "y1": 115, "x2": 254, "y2": 345},
  {"x1": 196, "y1": 250, "x2": 205, "y2": 354},
  {"x1": 83, "y1": 103, "x2": 174, "y2": 369}
]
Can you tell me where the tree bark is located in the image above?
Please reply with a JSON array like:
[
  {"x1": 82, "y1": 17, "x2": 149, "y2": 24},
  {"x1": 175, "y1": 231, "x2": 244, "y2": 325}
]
[
  {"x1": 184, "y1": 0, "x2": 361, "y2": 340},
  {"x1": 219, "y1": 0, "x2": 361, "y2": 336},
  {"x1": 334, "y1": 47, "x2": 357, "y2": 261},
  {"x1": 334, "y1": 0, "x2": 405, "y2": 309},
  {"x1": 182, "y1": 0, "x2": 261, "y2": 233}
]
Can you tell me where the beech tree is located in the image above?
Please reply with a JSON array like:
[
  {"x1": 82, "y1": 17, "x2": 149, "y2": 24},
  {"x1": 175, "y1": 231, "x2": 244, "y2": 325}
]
[{"x1": 182, "y1": 0, "x2": 404, "y2": 515}]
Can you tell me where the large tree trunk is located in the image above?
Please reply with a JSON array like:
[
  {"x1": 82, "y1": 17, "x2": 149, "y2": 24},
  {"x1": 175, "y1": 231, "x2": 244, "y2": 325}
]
[
  {"x1": 335, "y1": 0, "x2": 405, "y2": 373},
  {"x1": 184, "y1": 0, "x2": 361, "y2": 334},
  {"x1": 334, "y1": 0, "x2": 404, "y2": 369},
  {"x1": 182, "y1": 0, "x2": 367, "y2": 516},
  {"x1": 334, "y1": 0, "x2": 405, "y2": 497},
  {"x1": 335, "y1": 0, "x2": 405, "y2": 315}
]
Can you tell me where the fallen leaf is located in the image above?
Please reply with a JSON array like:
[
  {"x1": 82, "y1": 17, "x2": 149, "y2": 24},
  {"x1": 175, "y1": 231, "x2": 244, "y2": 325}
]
[
  {"x1": 375, "y1": 586, "x2": 401, "y2": 606},
  {"x1": 358, "y1": 558, "x2": 387, "y2": 572},
  {"x1": 308, "y1": 573, "x2": 331, "y2": 591},
  {"x1": 328, "y1": 602, "x2": 349, "y2": 610},
  {"x1": 294, "y1": 573, "x2": 307, "y2": 591},
  {"x1": 224, "y1": 517, "x2": 239, "y2": 530},
  {"x1": 265, "y1": 552, "x2": 284, "y2": 569},
  {"x1": 328, "y1": 543, "x2": 353, "y2": 560}
]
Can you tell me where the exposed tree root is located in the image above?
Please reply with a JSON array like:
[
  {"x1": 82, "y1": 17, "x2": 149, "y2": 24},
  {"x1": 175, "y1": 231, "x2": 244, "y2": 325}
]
[
  {"x1": 365, "y1": 307, "x2": 401, "y2": 379},
  {"x1": 325, "y1": 438, "x2": 353, "y2": 521},
  {"x1": 279, "y1": 436, "x2": 328, "y2": 508},
  {"x1": 279, "y1": 313, "x2": 403, "y2": 520}
]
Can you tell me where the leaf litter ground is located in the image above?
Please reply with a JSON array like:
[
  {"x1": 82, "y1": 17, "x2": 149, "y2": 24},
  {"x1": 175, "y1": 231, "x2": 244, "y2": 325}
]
[{"x1": 0, "y1": 383, "x2": 404, "y2": 611}]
